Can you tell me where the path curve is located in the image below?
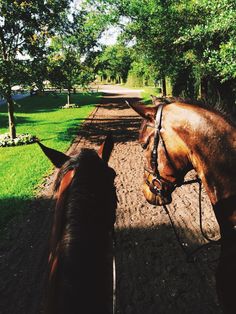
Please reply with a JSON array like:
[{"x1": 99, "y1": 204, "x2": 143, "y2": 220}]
[{"x1": 0, "y1": 85, "x2": 222, "y2": 314}]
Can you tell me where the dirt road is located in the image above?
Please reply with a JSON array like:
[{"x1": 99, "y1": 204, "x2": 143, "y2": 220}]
[{"x1": 0, "y1": 85, "x2": 222, "y2": 314}]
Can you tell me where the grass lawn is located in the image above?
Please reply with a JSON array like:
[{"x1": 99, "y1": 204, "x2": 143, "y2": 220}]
[
  {"x1": 140, "y1": 87, "x2": 162, "y2": 104},
  {"x1": 0, "y1": 92, "x2": 101, "y2": 227}
]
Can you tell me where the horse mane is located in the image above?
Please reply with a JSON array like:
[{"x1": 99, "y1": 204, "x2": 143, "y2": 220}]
[
  {"x1": 54, "y1": 148, "x2": 99, "y2": 192},
  {"x1": 156, "y1": 96, "x2": 205, "y2": 106},
  {"x1": 152, "y1": 96, "x2": 236, "y2": 127}
]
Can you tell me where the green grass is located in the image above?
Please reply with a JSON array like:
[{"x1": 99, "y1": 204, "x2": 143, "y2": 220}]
[
  {"x1": 0, "y1": 92, "x2": 101, "y2": 227},
  {"x1": 140, "y1": 87, "x2": 162, "y2": 104}
]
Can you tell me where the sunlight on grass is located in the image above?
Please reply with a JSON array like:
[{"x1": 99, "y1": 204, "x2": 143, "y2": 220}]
[{"x1": 0, "y1": 92, "x2": 101, "y2": 227}]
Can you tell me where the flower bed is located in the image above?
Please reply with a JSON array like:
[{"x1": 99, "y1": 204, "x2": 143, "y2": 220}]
[
  {"x1": 0, "y1": 133, "x2": 37, "y2": 147},
  {"x1": 60, "y1": 103, "x2": 80, "y2": 109}
]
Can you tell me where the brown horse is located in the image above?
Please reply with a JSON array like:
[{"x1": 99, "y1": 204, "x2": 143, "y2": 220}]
[
  {"x1": 38, "y1": 135, "x2": 117, "y2": 314},
  {"x1": 129, "y1": 96, "x2": 236, "y2": 314}
]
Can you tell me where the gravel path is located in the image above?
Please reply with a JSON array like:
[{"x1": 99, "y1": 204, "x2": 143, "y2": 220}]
[{"x1": 0, "y1": 85, "x2": 222, "y2": 314}]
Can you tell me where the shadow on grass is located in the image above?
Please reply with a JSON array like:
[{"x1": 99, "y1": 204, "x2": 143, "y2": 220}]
[
  {"x1": 0, "y1": 92, "x2": 102, "y2": 115},
  {"x1": 0, "y1": 194, "x2": 221, "y2": 314},
  {"x1": 0, "y1": 92, "x2": 101, "y2": 136},
  {"x1": 21, "y1": 93, "x2": 101, "y2": 114},
  {"x1": 0, "y1": 114, "x2": 37, "y2": 130}
]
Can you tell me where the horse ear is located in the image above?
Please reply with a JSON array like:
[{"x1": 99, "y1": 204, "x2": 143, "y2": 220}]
[
  {"x1": 125, "y1": 101, "x2": 156, "y2": 121},
  {"x1": 151, "y1": 95, "x2": 158, "y2": 101},
  {"x1": 151, "y1": 95, "x2": 163, "y2": 106},
  {"x1": 98, "y1": 133, "x2": 114, "y2": 163},
  {"x1": 37, "y1": 141, "x2": 70, "y2": 168}
]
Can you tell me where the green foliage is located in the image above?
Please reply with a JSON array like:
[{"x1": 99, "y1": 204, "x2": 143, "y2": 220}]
[
  {"x1": 141, "y1": 86, "x2": 162, "y2": 104},
  {"x1": 90, "y1": 0, "x2": 236, "y2": 110},
  {"x1": 0, "y1": 0, "x2": 70, "y2": 95},
  {"x1": 47, "y1": 40, "x2": 95, "y2": 104},
  {"x1": 177, "y1": 0, "x2": 236, "y2": 82},
  {"x1": 126, "y1": 55, "x2": 157, "y2": 87},
  {"x1": 96, "y1": 43, "x2": 133, "y2": 83},
  {"x1": 48, "y1": 49, "x2": 83, "y2": 90},
  {"x1": 70, "y1": 7, "x2": 117, "y2": 54}
]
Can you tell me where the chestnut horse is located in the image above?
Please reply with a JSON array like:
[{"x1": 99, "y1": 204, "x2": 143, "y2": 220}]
[
  {"x1": 129, "y1": 97, "x2": 236, "y2": 314},
  {"x1": 38, "y1": 135, "x2": 117, "y2": 314}
]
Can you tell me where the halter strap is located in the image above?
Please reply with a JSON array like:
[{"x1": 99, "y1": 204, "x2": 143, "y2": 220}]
[
  {"x1": 147, "y1": 104, "x2": 200, "y2": 194},
  {"x1": 151, "y1": 104, "x2": 164, "y2": 174}
]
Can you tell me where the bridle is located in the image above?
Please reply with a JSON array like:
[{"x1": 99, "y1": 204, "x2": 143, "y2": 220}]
[
  {"x1": 144, "y1": 104, "x2": 183, "y2": 198},
  {"x1": 142, "y1": 104, "x2": 220, "y2": 260}
]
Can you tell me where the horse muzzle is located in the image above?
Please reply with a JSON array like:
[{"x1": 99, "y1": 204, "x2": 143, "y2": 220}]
[{"x1": 143, "y1": 175, "x2": 174, "y2": 206}]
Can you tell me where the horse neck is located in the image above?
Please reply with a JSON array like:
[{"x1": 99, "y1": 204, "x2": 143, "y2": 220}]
[{"x1": 164, "y1": 103, "x2": 236, "y2": 205}]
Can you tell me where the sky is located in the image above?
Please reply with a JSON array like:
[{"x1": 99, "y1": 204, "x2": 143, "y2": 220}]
[
  {"x1": 99, "y1": 27, "x2": 121, "y2": 45},
  {"x1": 72, "y1": 0, "x2": 120, "y2": 46}
]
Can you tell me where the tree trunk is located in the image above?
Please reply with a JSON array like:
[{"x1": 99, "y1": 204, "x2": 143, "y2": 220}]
[
  {"x1": 6, "y1": 87, "x2": 16, "y2": 139},
  {"x1": 162, "y1": 77, "x2": 167, "y2": 96},
  {"x1": 0, "y1": 30, "x2": 16, "y2": 139},
  {"x1": 200, "y1": 77, "x2": 208, "y2": 101},
  {"x1": 67, "y1": 89, "x2": 71, "y2": 105}
]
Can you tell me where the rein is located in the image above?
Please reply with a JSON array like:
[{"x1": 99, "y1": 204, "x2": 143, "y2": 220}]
[
  {"x1": 145, "y1": 104, "x2": 221, "y2": 262},
  {"x1": 162, "y1": 179, "x2": 221, "y2": 263}
]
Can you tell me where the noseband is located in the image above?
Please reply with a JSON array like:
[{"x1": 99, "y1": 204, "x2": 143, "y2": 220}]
[{"x1": 144, "y1": 104, "x2": 182, "y2": 197}]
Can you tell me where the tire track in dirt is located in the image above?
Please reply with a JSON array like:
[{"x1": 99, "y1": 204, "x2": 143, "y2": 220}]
[{"x1": 0, "y1": 85, "x2": 222, "y2": 314}]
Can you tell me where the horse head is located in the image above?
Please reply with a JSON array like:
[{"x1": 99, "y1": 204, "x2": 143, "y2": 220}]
[
  {"x1": 37, "y1": 133, "x2": 116, "y2": 230},
  {"x1": 128, "y1": 100, "x2": 192, "y2": 206},
  {"x1": 37, "y1": 133, "x2": 114, "y2": 169}
]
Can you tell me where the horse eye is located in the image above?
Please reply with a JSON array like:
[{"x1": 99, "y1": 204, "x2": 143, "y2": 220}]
[{"x1": 141, "y1": 138, "x2": 149, "y2": 150}]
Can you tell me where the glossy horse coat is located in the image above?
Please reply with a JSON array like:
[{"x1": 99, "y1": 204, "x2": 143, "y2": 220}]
[
  {"x1": 38, "y1": 135, "x2": 117, "y2": 314},
  {"x1": 129, "y1": 97, "x2": 236, "y2": 314}
]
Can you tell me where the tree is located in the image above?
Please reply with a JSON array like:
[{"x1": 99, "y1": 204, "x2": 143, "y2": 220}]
[
  {"x1": 0, "y1": 0, "x2": 70, "y2": 138},
  {"x1": 47, "y1": 5, "x2": 116, "y2": 100},
  {"x1": 177, "y1": 0, "x2": 236, "y2": 108},
  {"x1": 96, "y1": 44, "x2": 133, "y2": 83},
  {"x1": 87, "y1": 0, "x2": 236, "y2": 111},
  {"x1": 48, "y1": 47, "x2": 94, "y2": 104}
]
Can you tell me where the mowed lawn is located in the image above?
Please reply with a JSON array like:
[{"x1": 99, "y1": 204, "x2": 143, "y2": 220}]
[{"x1": 0, "y1": 92, "x2": 101, "y2": 227}]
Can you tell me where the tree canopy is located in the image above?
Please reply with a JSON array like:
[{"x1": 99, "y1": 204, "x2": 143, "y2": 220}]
[
  {"x1": 96, "y1": 44, "x2": 133, "y2": 83},
  {"x1": 0, "y1": 0, "x2": 71, "y2": 138},
  {"x1": 88, "y1": 0, "x2": 236, "y2": 111}
]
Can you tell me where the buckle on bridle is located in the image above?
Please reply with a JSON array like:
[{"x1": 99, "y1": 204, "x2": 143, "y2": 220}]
[
  {"x1": 148, "y1": 176, "x2": 174, "y2": 197},
  {"x1": 151, "y1": 177, "x2": 163, "y2": 191}
]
